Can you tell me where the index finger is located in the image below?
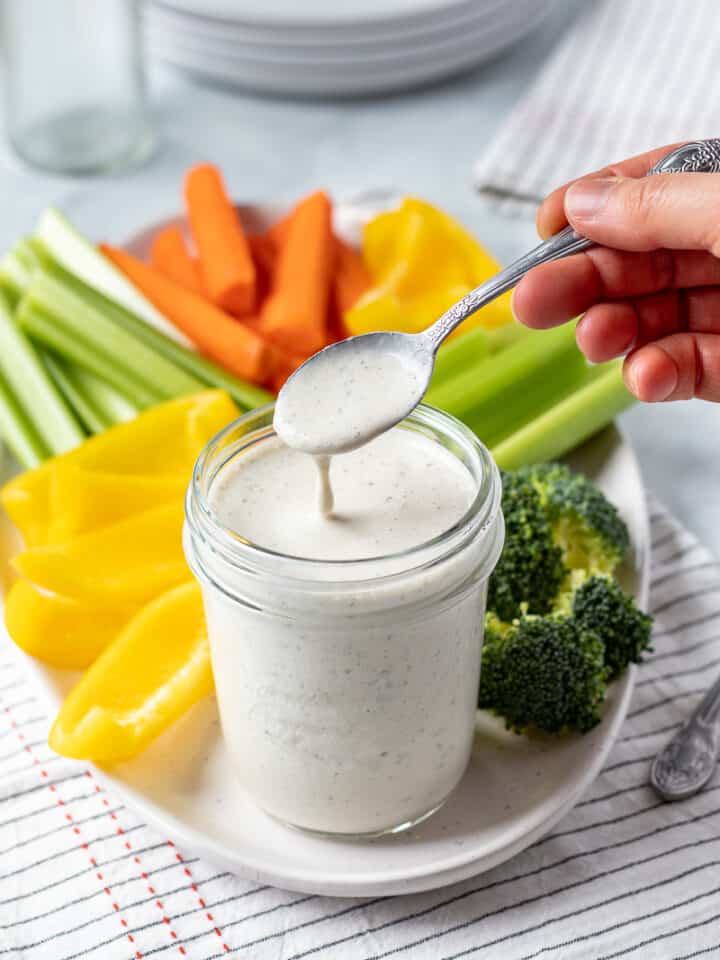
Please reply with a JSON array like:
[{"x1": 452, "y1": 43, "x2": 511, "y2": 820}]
[{"x1": 536, "y1": 142, "x2": 685, "y2": 239}]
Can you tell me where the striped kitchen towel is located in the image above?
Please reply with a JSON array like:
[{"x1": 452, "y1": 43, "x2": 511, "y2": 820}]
[
  {"x1": 474, "y1": 0, "x2": 720, "y2": 215},
  {"x1": 2, "y1": 495, "x2": 720, "y2": 959}
]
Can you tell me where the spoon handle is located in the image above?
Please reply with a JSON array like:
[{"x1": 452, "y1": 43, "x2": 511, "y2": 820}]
[
  {"x1": 424, "y1": 227, "x2": 591, "y2": 349},
  {"x1": 424, "y1": 138, "x2": 720, "y2": 351},
  {"x1": 651, "y1": 671, "x2": 720, "y2": 801}
]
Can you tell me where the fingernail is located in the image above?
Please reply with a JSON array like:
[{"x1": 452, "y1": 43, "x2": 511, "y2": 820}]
[
  {"x1": 510, "y1": 287, "x2": 520, "y2": 323},
  {"x1": 564, "y1": 178, "x2": 616, "y2": 222},
  {"x1": 624, "y1": 356, "x2": 640, "y2": 395},
  {"x1": 647, "y1": 364, "x2": 678, "y2": 401},
  {"x1": 625, "y1": 352, "x2": 678, "y2": 402}
]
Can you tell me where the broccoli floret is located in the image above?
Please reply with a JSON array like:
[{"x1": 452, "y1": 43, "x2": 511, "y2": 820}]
[
  {"x1": 487, "y1": 470, "x2": 567, "y2": 622},
  {"x1": 572, "y1": 575, "x2": 653, "y2": 677},
  {"x1": 481, "y1": 463, "x2": 651, "y2": 737},
  {"x1": 479, "y1": 615, "x2": 608, "y2": 734},
  {"x1": 518, "y1": 463, "x2": 630, "y2": 575}
]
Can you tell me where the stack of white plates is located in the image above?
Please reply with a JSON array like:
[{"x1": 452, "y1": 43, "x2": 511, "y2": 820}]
[{"x1": 145, "y1": 0, "x2": 557, "y2": 98}]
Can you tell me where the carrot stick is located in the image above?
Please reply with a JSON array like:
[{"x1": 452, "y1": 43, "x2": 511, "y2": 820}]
[
  {"x1": 184, "y1": 164, "x2": 256, "y2": 316},
  {"x1": 150, "y1": 226, "x2": 204, "y2": 296},
  {"x1": 265, "y1": 222, "x2": 369, "y2": 318},
  {"x1": 100, "y1": 245, "x2": 273, "y2": 385},
  {"x1": 332, "y1": 238, "x2": 371, "y2": 316},
  {"x1": 247, "y1": 233, "x2": 276, "y2": 304},
  {"x1": 259, "y1": 191, "x2": 334, "y2": 358},
  {"x1": 265, "y1": 212, "x2": 364, "y2": 345},
  {"x1": 327, "y1": 302, "x2": 349, "y2": 344},
  {"x1": 269, "y1": 351, "x2": 307, "y2": 393},
  {"x1": 267, "y1": 213, "x2": 291, "y2": 249}
]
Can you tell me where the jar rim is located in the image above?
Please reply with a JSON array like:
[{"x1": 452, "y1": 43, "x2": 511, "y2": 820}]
[{"x1": 185, "y1": 402, "x2": 501, "y2": 588}]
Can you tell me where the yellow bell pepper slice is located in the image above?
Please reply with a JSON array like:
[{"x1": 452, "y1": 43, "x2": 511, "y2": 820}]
[
  {"x1": 5, "y1": 579, "x2": 132, "y2": 669},
  {"x1": 399, "y1": 198, "x2": 515, "y2": 331},
  {"x1": 353, "y1": 197, "x2": 514, "y2": 338},
  {"x1": 380, "y1": 208, "x2": 470, "y2": 299},
  {"x1": 1, "y1": 390, "x2": 238, "y2": 547},
  {"x1": 345, "y1": 283, "x2": 472, "y2": 338},
  {"x1": 47, "y1": 465, "x2": 186, "y2": 544},
  {"x1": 186, "y1": 391, "x2": 240, "y2": 452},
  {"x1": 49, "y1": 582, "x2": 212, "y2": 766},
  {"x1": 399, "y1": 197, "x2": 496, "y2": 281},
  {"x1": 345, "y1": 289, "x2": 415, "y2": 336},
  {"x1": 13, "y1": 502, "x2": 187, "y2": 605},
  {"x1": 362, "y1": 206, "x2": 404, "y2": 282}
]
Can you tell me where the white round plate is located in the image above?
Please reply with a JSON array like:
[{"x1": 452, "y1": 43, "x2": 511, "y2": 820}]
[
  {"x1": 147, "y1": 2, "x2": 552, "y2": 96},
  {"x1": 146, "y1": 0, "x2": 542, "y2": 68},
  {"x1": 145, "y1": 0, "x2": 537, "y2": 51},
  {"x1": 1, "y1": 202, "x2": 650, "y2": 898},
  {"x1": 153, "y1": 0, "x2": 485, "y2": 29}
]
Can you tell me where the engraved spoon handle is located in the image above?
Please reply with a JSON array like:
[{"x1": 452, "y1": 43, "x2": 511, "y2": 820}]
[
  {"x1": 697, "y1": 673, "x2": 720, "y2": 726},
  {"x1": 651, "y1": 671, "x2": 720, "y2": 801},
  {"x1": 423, "y1": 138, "x2": 720, "y2": 351}
]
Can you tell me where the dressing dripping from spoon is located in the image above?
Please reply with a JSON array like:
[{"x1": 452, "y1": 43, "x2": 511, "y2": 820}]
[
  {"x1": 273, "y1": 337, "x2": 427, "y2": 514},
  {"x1": 315, "y1": 455, "x2": 334, "y2": 517}
]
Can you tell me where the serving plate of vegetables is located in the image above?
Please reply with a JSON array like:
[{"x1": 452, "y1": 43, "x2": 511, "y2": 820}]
[
  {"x1": 0, "y1": 176, "x2": 651, "y2": 896},
  {"x1": 0, "y1": 420, "x2": 649, "y2": 896}
]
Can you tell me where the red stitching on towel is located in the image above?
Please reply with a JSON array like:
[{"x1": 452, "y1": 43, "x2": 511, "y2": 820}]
[
  {"x1": 169, "y1": 843, "x2": 231, "y2": 954},
  {"x1": 122, "y1": 833, "x2": 185, "y2": 950},
  {"x1": 0, "y1": 706, "x2": 142, "y2": 957}
]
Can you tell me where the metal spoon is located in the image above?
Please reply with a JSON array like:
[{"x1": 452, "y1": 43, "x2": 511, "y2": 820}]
[
  {"x1": 651, "y1": 672, "x2": 720, "y2": 801},
  {"x1": 275, "y1": 139, "x2": 720, "y2": 455}
]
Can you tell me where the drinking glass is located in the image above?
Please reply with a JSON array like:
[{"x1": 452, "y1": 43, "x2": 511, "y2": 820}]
[{"x1": 0, "y1": 0, "x2": 154, "y2": 174}]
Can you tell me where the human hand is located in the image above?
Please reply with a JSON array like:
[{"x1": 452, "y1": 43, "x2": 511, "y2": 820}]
[{"x1": 511, "y1": 143, "x2": 720, "y2": 402}]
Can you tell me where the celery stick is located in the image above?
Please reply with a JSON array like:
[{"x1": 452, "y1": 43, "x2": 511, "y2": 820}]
[
  {"x1": 432, "y1": 327, "x2": 489, "y2": 387},
  {"x1": 43, "y1": 353, "x2": 137, "y2": 432},
  {"x1": 32, "y1": 254, "x2": 272, "y2": 410},
  {"x1": 14, "y1": 238, "x2": 40, "y2": 271},
  {"x1": 34, "y1": 208, "x2": 194, "y2": 349},
  {"x1": 0, "y1": 369, "x2": 48, "y2": 468},
  {"x1": 24, "y1": 270, "x2": 204, "y2": 400},
  {"x1": 0, "y1": 291, "x2": 84, "y2": 455},
  {"x1": 485, "y1": 321, "x2": 532, "y2": 354},
  {"x1": 43, "y1": 352, "x2": 108, "y2": 434},
  {"x1": 0, "y1": 275, "x2": 20, "y2": 310},
  {"x1": 18, "y1": 302, "x2": 160, "y2": 409},
  {"x1": 431, "y1": 322, "x2": 532, "y2": 389},
  {"x1": 100, "y1": 306, "x2": 274, "y2": 410},
  {"x1": 0, "y1": 249, "x2": 29, "y2": 303},
  {"x1": 64, "y1": 363, "x2": 139, "y2": 425},
  {"x1": 426, "y1": 323, "x2": 586, "y2": 449},
  {"x1": 491, "y1": 361, "x2": 633, "y2": 470},
  {"x1": 0, "y1": 239, "x2": 38, "y2": 307}
]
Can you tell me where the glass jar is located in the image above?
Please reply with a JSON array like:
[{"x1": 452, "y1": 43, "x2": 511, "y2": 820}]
[
  {"x1": 184, "y1": 405, "x2": 504, "y2": 837},
  {"x1": 0, "y1": 0, "x2": 153, "y2": 174}
]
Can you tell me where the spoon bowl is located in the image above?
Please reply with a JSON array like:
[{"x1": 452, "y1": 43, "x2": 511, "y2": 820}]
[{"x1": 273, "y1": 331, "x2": 433, "y2": 455}]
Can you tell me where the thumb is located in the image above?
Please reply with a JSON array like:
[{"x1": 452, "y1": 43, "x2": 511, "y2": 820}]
[{"x1": 564, "y1": 173, "x2": 720, "y2": 255}]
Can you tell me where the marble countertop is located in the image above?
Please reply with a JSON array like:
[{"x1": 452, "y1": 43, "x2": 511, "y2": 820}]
[{"x1": 1, "y1": 0, "x2": 718, "y2": 554}]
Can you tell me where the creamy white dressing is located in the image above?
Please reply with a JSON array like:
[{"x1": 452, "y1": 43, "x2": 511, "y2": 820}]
[
  {"x1": 273, "y1": 342, "x2": 425, "y2": 456},
  {"x1": 200, "y1": 423, "x2": 495, "y2": 835},
  {"x1": 210, "y1": 429, "x2": 475, "y2": 561}
]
